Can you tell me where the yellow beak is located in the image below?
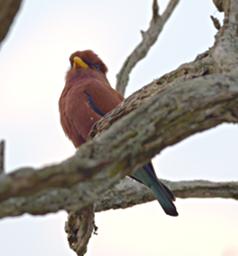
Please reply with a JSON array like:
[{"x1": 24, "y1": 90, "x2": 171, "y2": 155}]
[{"x1": 73, "y1": 56, "x2": 89, "y2": 69}]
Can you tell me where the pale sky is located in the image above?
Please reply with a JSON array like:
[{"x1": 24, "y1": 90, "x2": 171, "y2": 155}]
[{"x1": 0, "y1": 1, "x2": 238, "y2": 256}]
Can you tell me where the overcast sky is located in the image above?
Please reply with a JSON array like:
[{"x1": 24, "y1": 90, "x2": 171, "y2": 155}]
[{"x1": 1, "y1": 1, "x2": 238, "y2": 256}]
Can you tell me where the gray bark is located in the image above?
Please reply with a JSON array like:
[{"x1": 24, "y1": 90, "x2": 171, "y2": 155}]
[{"x1": 0, "y1": 178, "x2": 237, "y2": 218}]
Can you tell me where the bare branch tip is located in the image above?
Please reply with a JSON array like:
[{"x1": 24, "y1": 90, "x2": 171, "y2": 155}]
[
  {"x1": 140, "y1": 30, "x2": 146, "y2": 38},
  {"x1": 213, "y1": 0, "x2": 225, "y2": 12},
  {"x1": 152, "y1": 0, "x2": 160, "y2": 19},
  {"x1": 210, "y1": 15, "x2": 221, "y2": 30},
  {"x1": 0, "y1": 140, "x2": 5, "y2": 174}
]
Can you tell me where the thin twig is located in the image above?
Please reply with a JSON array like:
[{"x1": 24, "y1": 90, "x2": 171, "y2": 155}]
[
  {"x1": 0, "y1": 140, "x2": 5, "y2": 174},
  {"x1": 210, "y1": 15, "x2": 221, "y2": 30},
  {"x1": 116, "y1": 0, "x2": 179, "y2": 95},
  {"x1": 213, "y1": 0, "x2": 225, "y2": 12}
]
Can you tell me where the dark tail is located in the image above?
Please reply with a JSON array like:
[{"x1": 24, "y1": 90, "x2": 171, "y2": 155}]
[{"x1": 131, "y1": 163, "x2": 178, "y2": 217}]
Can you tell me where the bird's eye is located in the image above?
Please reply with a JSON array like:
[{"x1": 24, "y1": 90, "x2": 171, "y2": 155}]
[
  {"x1": 93, "y1": 64, "x2": 101, "y2": 71},
  {"x1": 84, "y1": 60, "x2": 100, "y2": 71}
]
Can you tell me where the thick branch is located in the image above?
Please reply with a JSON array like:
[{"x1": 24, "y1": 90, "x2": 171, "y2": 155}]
[
  {"x1": 211, "y1": 1, "x2": 238, "y2": 72},
  {"x1": 116, "y1": 0, "x2": 179, "y2": 95},
  {"x1": 90, "y1": 52, "x2": 215, "y2": 137},
  {"x1": 0, "y1": 0, "x2": 22, "y2": 44},
  {"x1": 91, "y1": 0, "x2": 238, "y2": 136},
  {"x1": 0, "y1": 73, "x2": 237, "y2": 209}
]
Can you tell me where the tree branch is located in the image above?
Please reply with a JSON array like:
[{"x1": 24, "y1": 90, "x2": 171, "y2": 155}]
[
  {"x1": 0, "y1": 73, "x2": 237, "y2": 209},
  {"x1": 116, "y1": 0, "x2": 179, "y2": 95},
  {"x1": 0, "y1": 178, "x2": 237, "y2": 218},
  {"x1": 90, "y1": 51, "x2": 215, "y2": 137},
  {"x1": 65, "y1": 206, "x2": 95, "y2": 256},
  {"x1": 0, "y1": 0, "x2": 22, "y2": 45},
  {"x1": 96, "y1": 179, "x2": 238, "y2": 212},
  {"x1": 0, "y1": 0, "x2": 237, "y2": 223},
  {"x1": 0, "y1": 140, "x2": 5, "y2": 174}
]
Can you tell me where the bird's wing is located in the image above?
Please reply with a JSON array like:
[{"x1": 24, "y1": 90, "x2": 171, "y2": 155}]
[
  {"x1": 67, "y1": 81, "x2": 123, "y2": 143},
  {"x1": 84, "y1": 82, "x2": 123, "y2": 115},
  {"x1": 84, "y1": 91, "x2": 105, "y2": 116}
]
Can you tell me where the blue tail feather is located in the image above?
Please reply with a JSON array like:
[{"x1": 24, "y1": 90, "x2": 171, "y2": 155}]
[{"x1": 131, "y1": 162, "x2": 178, "y2": 217}]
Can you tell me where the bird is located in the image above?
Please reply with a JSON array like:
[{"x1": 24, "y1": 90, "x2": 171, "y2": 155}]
[{"x1": 59, "y1": 50, "x2": 178, "y2": 216}]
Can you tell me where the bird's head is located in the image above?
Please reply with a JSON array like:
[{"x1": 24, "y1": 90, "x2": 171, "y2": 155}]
[{"x1": 69, "y1": 50, "x2": 108, "y2": 74}]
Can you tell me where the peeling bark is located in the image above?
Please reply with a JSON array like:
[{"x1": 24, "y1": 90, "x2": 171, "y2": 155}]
[{"x1": 65, "y1": 206, "x2": 95, "y2": 256}]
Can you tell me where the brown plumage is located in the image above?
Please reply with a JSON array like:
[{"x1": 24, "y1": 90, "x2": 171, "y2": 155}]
[
  {"x1": 59, "y1": 50, "x2": 178, "y2": 216},
  {"x1": 59, "y1": 50, "x2": 123, "y2": 147}
]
